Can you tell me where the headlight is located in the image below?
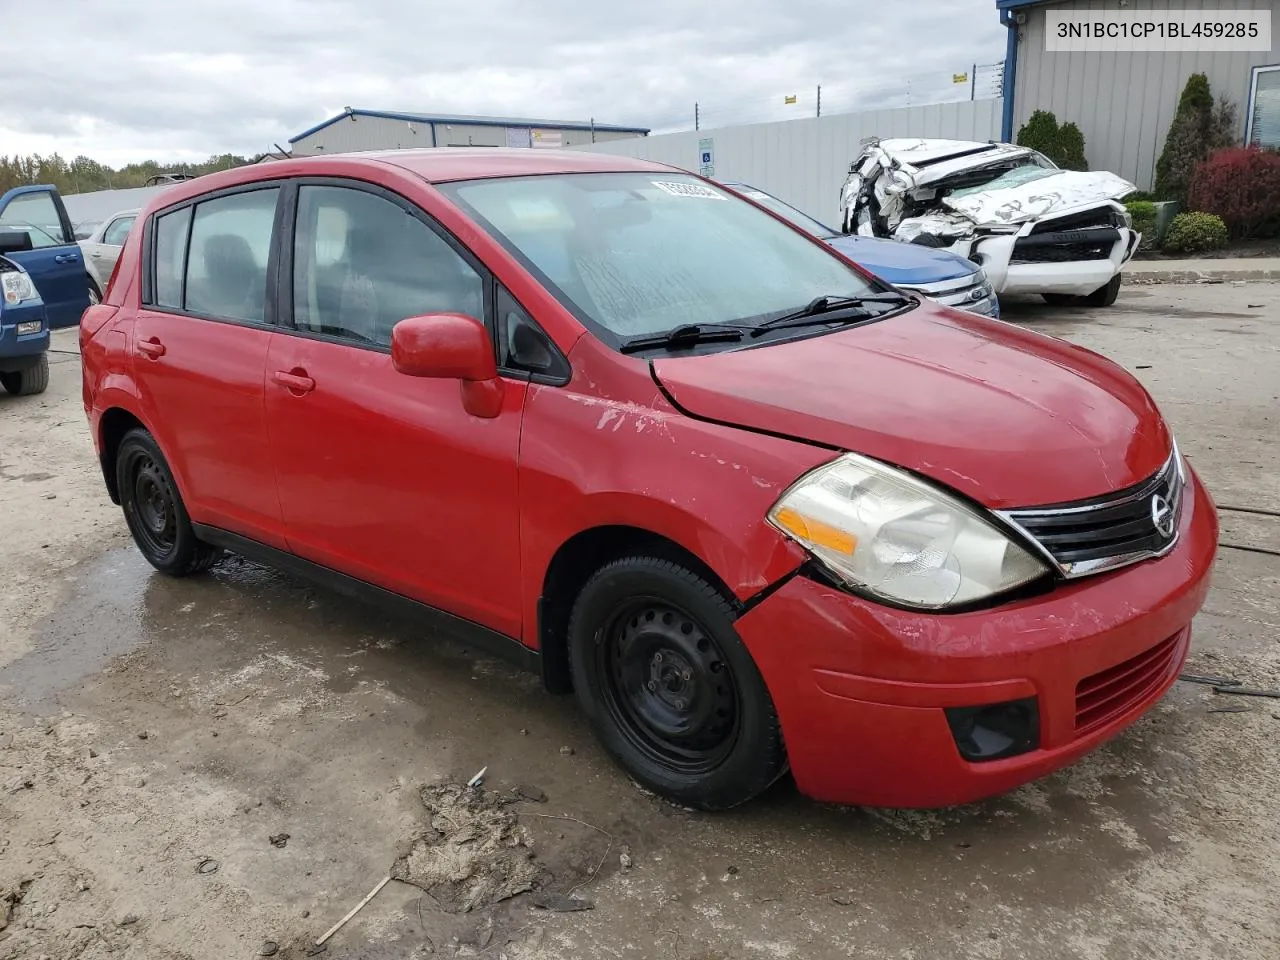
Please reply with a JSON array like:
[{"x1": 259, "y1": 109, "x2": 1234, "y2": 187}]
[
  {"x1": 768, "y1": 453, "x2": 1049, "y2": 609},
  {"x1": 2, "y1": 271, "x2": 37, "y2": 305}
]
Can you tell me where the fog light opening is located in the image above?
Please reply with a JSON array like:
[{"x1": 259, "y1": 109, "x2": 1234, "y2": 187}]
[{"x1": 945, "y1": 697, "x2": 1040, "y2": 762}]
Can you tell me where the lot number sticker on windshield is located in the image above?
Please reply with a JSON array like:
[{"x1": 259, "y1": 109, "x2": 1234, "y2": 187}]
[{"x1": 651, "y1": 181, "x2": 724, "y2": 199}]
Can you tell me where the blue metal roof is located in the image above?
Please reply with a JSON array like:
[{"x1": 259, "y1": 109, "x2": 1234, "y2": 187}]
[
  {"x1": 289, "y1": 109, "x2": 650, "y2": 144},
  {"x1": 995, "y1": 0, "x2": 1064, "y2": 9}
]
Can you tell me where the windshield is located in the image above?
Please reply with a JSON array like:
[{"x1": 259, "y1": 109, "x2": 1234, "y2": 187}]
[
  {"x1": 949, "y1": 161, "x2": 1061, "y2": 198},
  {"x1": 726, "y1": 185, "x2": 838, "y2": 240},
  {"x1": 441, "y1": 172, "x2": 878, "y2": 342}
]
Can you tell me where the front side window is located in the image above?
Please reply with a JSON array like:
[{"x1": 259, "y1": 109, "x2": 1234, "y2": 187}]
[
  {"x1": 441, "y1": 173, "x2": 878, "y2": 343},
  {"x1": 0, "y1": 191, "x2": 69, "y2": 249},
  {"x1": 292, "y1": 185, "x2": 484, "y2": 347},
  {"x1": 184, "y1": 188, "x2": 279, "y2": 323},
  {"x1": 103, "y1": 215, "x2": 135, "y2": 247}
]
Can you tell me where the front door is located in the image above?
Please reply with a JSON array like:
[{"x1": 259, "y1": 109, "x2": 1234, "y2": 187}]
[
  {"x1": 0, "y1": 186, "x2": 90, "y2": 328},
  {"x1": 131, "y1": 186, "x2": 287, "y2": 548},
  {"x1": 265, "y1": 181, "x2": 526, "y2": 638}
]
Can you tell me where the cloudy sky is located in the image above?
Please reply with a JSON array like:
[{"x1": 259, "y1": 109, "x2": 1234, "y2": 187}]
[{"x1": 1, "y1": 0, "x2": 1006, "y2": 166}]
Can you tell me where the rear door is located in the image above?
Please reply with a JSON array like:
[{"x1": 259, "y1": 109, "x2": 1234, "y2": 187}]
[
  {"x1": 0, "y1": 186, "x2": 89, "y2": 327},
  {"x1": 131, "y1": 185, "x2": 288, "y2": 548}
]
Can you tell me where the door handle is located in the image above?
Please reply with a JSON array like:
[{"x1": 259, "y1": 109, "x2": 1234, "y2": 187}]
[
  {"x1": 273, "y1": 369, "x2": 316, "y2": 394},
  {"x1": 91, "y1": 251, "x2": 105, "y2": 259},
  {"x1": 54, "y1": 253, "x2": 79, "y2": 264},
  {"x1": 137, "y1": 337, "x2": 166, "y2": 359}
]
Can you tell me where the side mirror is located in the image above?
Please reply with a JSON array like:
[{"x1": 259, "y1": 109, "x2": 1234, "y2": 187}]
[
  {"x1": 391, "y1": 313, "x2": 504, "y2": 418},
  {"x1": 0, "y1": 231, "x2": 33, "y2": 256}
]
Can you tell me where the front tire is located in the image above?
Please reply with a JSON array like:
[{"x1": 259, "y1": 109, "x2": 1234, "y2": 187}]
[
  {"x1": 0, "y1": 355, "x2": 49, "y2": 396},
  {"x1": 115, "y1": 428, "x2": 221, "y2": 576},
  {"x1": 1041, "y1": 274, "x2": 1122, "y2": 308},
  {"x1": 568, "y1": 556, "x2": 787, "y2": 810}
]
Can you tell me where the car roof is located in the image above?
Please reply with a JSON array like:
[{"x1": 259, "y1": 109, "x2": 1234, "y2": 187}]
[
  {"x1": 133, "y1": 148, "x2": 686, "y2": 219},
  {"x1": 369, "y1": 148, "x2": 676, "y2": 183}
]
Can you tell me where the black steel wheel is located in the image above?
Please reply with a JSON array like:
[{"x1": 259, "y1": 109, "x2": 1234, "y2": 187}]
[
  {"x1": 115, "y1": 428, "x2": 221, "y2": 576},
  {"x1": 569, "y1": 556, "x2": 787, "y2": 810},
  {"x1": 599, "y1": 598, "x2": 740, "y2": 775}
]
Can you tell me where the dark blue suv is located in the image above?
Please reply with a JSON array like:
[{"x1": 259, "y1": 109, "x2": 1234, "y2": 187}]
[{"x1": 0, "y1": 184, "x2": 92, "y2": 396}]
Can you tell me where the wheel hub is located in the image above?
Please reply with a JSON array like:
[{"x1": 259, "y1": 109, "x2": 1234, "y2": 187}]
[{"x1": 603, "y1": 601, "x2": 739, "y2": 772}]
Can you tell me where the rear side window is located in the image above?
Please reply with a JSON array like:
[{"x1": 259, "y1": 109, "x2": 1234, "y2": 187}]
[
  {"x1": 103, "y1": 215, "x2": 135, "y2": 247},
  {"x1": 291, "y1": 185, "x2": 484, "y2": 347},
  {"x1": 184, "y1": 188, "x2": 279, "y2": 324},
  {"x1": 154, "y1": 208, "x2": 191, "y2": 309}
]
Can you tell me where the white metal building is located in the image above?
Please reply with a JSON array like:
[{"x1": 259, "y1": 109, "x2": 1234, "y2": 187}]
[
  {"x1": 289, "y1": 109, "x2": 649, "y2": 157},
  {"x1": 998, "y1": 0, "x2": 1278, "y2": 189}
]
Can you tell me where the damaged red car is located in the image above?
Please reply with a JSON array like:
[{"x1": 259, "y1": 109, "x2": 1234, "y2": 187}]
[{"x1": 81, "y1": 150, "x2": 1218, "y2": 810}]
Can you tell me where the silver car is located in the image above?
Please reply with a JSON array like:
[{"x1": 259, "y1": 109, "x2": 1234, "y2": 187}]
[{"x1": 79, "y1": 208, "x2": 138, "y2": 301}]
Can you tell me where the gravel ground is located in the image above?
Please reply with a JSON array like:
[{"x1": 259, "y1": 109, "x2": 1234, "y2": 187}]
[{"x1": 1, "y1": 281, "x2": 1277, "y2": 960}]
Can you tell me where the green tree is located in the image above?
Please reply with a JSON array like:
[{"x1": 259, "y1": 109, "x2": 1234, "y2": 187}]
[
  {"x1": 1015, "y1": 110, "x2": 1089, "y2": 171},
  {"x1": 0, "y1": 152, "x2": 251, "y2": 194},
  {"x1": 1153, "y1": 73, "x2": 1228, "y2": 204}
]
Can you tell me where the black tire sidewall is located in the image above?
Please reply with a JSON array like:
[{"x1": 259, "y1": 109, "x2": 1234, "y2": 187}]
[
  {"x1": 568, "y1": 558, "x2": 786, "y2": 810},
  {"x1": 115, "y1": 429, "x2": 205, "y2": 575}
]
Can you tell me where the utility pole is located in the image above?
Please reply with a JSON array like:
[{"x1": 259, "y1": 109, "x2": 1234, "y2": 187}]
[
  {"x1": 970, "y1": 64, "x2": 977, "y2": 101},
  {"x1": 816, "y1": 84, "x2": 822, "y2": 118},
  {"x1": 695, "y1": 102, "x2": 700, "y2": 131},
  {"x1": 590, "y1": 117, "x2": 596, "y2": 143}
]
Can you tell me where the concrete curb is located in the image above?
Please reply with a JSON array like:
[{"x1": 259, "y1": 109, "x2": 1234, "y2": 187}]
[{"x1": 1125, "y1": 263, "x2": 1280, "y2": 284}]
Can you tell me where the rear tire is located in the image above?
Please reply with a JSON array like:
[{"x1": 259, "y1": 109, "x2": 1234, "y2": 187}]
[
  {"x1": 87, "y1": 277, "x2": 102, "y2": 305},
  {"x1": 568, "y1": 556, "x2": 787, "y2": 810},
  {"x1": 115, "y1": 428, "x2": 221, "y2": 576},
  {"x1": 0, "y1": 355, "x2": 49, "y2": 396}
]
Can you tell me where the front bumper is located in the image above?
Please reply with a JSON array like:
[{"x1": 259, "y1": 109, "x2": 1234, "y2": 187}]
[
  {"x1": 0, "y1": 301, "x2": 50, "y2": 370},
  {"x1": 969, "y1": 225, "x2": 1139, "y2": 297},
  {"x1": 736, "y1": 467, "x2": 1218, "y2": 808}
]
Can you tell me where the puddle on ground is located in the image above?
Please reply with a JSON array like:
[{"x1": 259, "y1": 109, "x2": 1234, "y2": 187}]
[{"x1": 0, "y1": 548, "x2": 153, "y2": 709}]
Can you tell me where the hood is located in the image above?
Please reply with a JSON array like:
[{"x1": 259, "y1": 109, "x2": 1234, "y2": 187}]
[
  {"x1": 825, "y1": 234, "x2": 978, "y2": 286},
  {"x1": 652, "y1": 306, "x2": 1171, "y2": 510},
  {"x1": 873, "y1": 138, "x2": 1035, "y2": 181},
  {"x1": 943, "y1": 170, "x2": 1135, "y2": 226}
]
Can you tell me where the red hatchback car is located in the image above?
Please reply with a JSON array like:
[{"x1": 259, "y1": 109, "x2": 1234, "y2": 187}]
[{"x1": 81, "y1": 150, "x2": 1218, "y2": 810}]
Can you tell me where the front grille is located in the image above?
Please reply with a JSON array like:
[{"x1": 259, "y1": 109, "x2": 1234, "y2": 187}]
[
  {"x1": 1075, "y1": 630, "x2": 1185, "y2": 734},
  {"x1": 1011, "y1": 227, "x2": 1120, "y2": 264},
  {"x1": 999, "y1": 448, "x2": 1184, "y2": 577}
]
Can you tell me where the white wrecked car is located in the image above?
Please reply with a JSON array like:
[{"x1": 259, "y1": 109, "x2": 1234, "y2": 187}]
[{"x1": 840, "y1": 138, "x2": 1139, "y2": 307}]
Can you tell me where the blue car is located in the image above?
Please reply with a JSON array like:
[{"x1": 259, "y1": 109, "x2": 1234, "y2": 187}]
[
  {"x1": 723, "y1": 182, "x2": 999, "y2": 318},
  {"x1": 0, "y1": 254, "x2": 50, "y2": 395},
  {"x1": 0, "y1": 184, "x2": 92, "y2": 329}
]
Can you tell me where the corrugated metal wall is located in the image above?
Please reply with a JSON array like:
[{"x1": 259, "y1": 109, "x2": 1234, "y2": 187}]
[
  {"x1": 569, "y1": 100, "x2": 1004, "y2": 225},
  {"x1": 1014, "y1": 0, "x2": 1277, "y2": 189},
  {"x1": 292, "y1": 116, "x2": 639, "y2": 156}
]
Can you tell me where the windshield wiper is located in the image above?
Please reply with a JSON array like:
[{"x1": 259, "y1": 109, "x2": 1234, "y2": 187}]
[
  {"x1": 752, "y1": 293, "x2": 915, "y2": 335},
  {"x1": 619, "y1": 323, "x2": 745, "y2": 354}
]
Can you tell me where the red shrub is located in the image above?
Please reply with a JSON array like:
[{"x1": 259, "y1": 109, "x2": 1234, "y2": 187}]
[{"x1": 1188, "y1": 147, "x2": 1280, "y2": 240}]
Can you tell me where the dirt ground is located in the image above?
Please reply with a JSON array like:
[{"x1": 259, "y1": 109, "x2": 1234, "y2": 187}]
[{"x1": 1, "y1": 282, "x2": 1278, "y2": 960}]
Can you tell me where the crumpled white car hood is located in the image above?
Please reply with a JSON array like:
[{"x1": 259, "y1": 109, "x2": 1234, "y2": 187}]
[{"x1": 943, "y1": 169, "x2": 1136, "y2": 226}]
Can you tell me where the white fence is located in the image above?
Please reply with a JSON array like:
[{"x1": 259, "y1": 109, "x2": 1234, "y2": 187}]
[{"x1": 572, "y1": 99, "x2": 1004, "y2": 225}]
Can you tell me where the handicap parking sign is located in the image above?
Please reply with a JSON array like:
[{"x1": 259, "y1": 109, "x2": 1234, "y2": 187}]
[{"x1": 701, "y1": 151, "x2": 712, "y2": 164}]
